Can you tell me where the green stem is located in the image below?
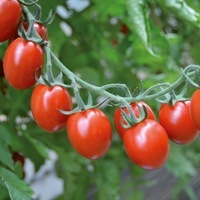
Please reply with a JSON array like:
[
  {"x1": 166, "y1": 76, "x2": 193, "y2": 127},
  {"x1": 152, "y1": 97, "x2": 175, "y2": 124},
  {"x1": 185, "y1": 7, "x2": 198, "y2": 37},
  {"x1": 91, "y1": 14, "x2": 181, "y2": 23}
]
[
  {"x1": 50, "y1": 50, "x2": 123, "y2": 103},
  {"x1": 100, "y1": 83, "x2": 132, "y2": 97},
  {"x1": 44, "y1": 46, "x2": 54, "y2": 83},
  {"x1": 50, "y1": 47, "x2": 198, "y2": 104},
  {"x1": 22, "y1": 5, "x2": 45, "y2": 42}
]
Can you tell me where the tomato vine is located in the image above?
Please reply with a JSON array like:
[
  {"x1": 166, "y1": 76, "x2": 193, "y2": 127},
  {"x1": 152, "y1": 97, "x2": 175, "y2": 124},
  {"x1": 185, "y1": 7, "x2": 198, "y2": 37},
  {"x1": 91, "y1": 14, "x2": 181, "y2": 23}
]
[{"x1": 2, "y1": 0, "x2": 200, "y2": 171}]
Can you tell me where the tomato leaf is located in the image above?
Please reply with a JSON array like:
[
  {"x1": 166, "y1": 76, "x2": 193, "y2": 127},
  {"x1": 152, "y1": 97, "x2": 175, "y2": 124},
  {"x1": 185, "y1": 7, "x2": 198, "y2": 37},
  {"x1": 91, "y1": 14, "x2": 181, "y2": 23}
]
[
  {"x1": 157, "y1": 0, "x2": 200, "y2": 27},
  {"x1": 6, "y1": 87, "x2": 31, "y2": 126},
  {"x1": 126, "y1": 0, "x2": 155, "y2": 55},
  {"x1": 92, "y1": 0, "x2": 125, "y2": 18},
  {"x1": 11, "y1": 133, "x2": 47, "y2": 171},
  {"x1": 0, "y1": 185, "x2": 9, "y2": 199},
  {"x1": 0, "y1": 125, "x2": 11, "y2": 144},
  {"x1": 23, "y1": 133, "x2": 49, "y2": 159},
  {"x1": 0, "y1": 167, "x2": 33, "y2": 200},
  {"x1": 0, "y1": 145, "x2": 14, "y2": 170},
  {"x1": 0, "y1": 125, "x2": 14, "y2": 170}
]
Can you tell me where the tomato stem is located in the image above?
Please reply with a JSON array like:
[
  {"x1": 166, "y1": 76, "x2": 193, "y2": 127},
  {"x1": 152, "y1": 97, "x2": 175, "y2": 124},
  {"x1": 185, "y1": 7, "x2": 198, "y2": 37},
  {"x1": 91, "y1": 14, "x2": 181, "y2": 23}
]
[{"x1": 49, "y1": 45, "x2": 199, "y2": 106}]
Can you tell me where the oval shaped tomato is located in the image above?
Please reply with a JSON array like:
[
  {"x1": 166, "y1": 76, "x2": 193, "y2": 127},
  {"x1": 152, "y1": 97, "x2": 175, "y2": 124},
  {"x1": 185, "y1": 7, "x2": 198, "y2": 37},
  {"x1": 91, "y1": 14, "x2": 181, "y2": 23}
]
[
  {"x1": 0, "y1": 0, "x2": 22, "y2": 42},
  {"x1": 66, "y1": 108, "x2": 112, "y2": 159},
  {"x1": 123, "y1": 119, "x2": 169, "y2": 169},
  {"x1": 3, "y1": 37, "x2": 44, "y2": 89},
  {"x1": 31, "y1": 84, "x2": 73, "y2": 132},
  {"x1": 191, "y1": 89, "x2": 200, "y2": 130},
  {"x1": 114, "y1": 101, "x2": 156, "y2": 139},
  {"x1": 159, "y1": 101, "x2": 199, "y2": 144}
]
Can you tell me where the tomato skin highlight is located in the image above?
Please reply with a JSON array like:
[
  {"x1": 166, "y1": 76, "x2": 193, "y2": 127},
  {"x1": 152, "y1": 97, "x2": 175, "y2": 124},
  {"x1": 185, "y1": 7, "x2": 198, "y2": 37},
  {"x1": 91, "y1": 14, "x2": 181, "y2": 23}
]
[
  {"x1": 31, "y1": 84, "x2": 73, "y2": 132},
  {"x1": 0, "y1": 0, "x2": 22, "y2": 42},
  {"x1": 114, "y1": 102, "x2": 156, "y2": 139},
  {"x1": 32, "y1": 23, "x2": 48, "y2": 40},
  {"x1": 123, "y1": 119, "x2": 169, "y2": 170},
  {"x1": 3, "y1": 38, "x2": 44, "y2": 89},
  {"x1": 66, "y1": 108, "x2": 112, "y2": 160},
  {"x1": 191, "y1": 89, "x2": 200, "y2": 130},
  {"x1": 159, "y1": 101, "x2": 199, "y2": 144}
]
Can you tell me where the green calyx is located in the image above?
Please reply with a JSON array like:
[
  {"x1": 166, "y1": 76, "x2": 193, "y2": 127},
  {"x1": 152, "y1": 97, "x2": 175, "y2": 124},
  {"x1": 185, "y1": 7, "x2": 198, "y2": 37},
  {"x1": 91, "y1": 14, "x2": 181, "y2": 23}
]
[{"x1": 120, "y1": 104, "x2": 148, "y2": 128}]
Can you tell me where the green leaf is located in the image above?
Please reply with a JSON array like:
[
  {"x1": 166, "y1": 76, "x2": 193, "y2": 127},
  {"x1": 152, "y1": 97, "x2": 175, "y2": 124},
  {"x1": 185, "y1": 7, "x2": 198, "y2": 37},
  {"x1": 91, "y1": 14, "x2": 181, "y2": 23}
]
[
  {"x1": 157, "y1": 0, "x2": 200, "y2": 28},
  {"x1": 0, "y1": 125, "x2": 14, "y2": 170},
  {"x1": 93, "y1": 0, "x2": 126, "y2": 18},
  {"x1": 0, "y1": 125, "x2": 11, "y2": 144},
  {"x1": 0, "y1": 145, "x2": 14, "y2": 171},
  {"x1": 126, "y1": 0, "x2": 155, "y2": 55},
  {"x1": 0, "y1": 167, "x2": 33, "y2": 200},
  {"x1": 23, "y1": 133, "x2": 49, "y2": 158},
  {"x1": 0, "y1": 184, "x2": 9, "y2": 200},
  {"x1": 11, "y1": 133, "x2": 46, "y2": 171},
  {"x1": 5, "y1": 87, "x2": 32, "y2": 127}
]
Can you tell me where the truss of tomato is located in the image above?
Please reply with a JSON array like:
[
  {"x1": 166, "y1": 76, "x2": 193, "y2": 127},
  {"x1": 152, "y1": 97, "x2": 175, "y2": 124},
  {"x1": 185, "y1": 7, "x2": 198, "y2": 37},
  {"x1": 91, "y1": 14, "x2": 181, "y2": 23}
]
[
  {"x1": 3, "y1": 37, "x2": 44, "y2": 89},
  {"x1": 66, "y1": 108, "x2": 112, "y2": 160},
  {"x1": 114, "y1": 101, "x2": 156, "y2": 139},
  {"x1": 0, "y1": 0, "x2": 22, "y2": 42},
  {"x1": 31, "y1": 84, "x2": 73, "y2": 132},
  {"x1": 123, "y1": 119, "x2": 169, "y2": 170},
  {"x1": 159, "y1": 101, "x2": 199, "y2": 144},
  {"x1": 191, "y1": 89, "x2": 200, "y2": 130}
]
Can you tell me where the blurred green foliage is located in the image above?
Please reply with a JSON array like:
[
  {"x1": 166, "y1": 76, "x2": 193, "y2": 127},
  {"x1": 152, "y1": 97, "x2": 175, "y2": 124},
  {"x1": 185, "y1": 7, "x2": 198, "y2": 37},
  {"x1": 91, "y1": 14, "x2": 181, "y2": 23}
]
[{"x1": 1, "y1": 0, "x2": 200, "y2": 199}]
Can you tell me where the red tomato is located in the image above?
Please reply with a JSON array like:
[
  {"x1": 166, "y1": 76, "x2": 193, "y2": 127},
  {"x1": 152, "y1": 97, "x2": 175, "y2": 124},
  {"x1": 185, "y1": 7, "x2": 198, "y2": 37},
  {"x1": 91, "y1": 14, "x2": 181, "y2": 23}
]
[
  {"x1": 114, "y1": 101, "x2": 156, "y2": 139},
  {"x1": 66, "y1": 108, "x2": 112, "y2": 159},
  {"x1": 159, "y1": 101, "x2": 199, "y2": 144},
  {"x1": 31, "y1": 84, "x2": 73, "y2": 132},
  {"x1": 191, "y1": 89, "x2": 200, "y2": 130},
  {"x1": 32, "y1": 22, "x2": 48, "y2": 40},
  {"x1": 123, "y1": 119, "x2": 169, "y2": 169},
  {"x1": 0, "y1": 0, "x2": 22, "y2": 42},
  {"x1": 3, "y1": 37, "x2": 44, "y2": 89}
]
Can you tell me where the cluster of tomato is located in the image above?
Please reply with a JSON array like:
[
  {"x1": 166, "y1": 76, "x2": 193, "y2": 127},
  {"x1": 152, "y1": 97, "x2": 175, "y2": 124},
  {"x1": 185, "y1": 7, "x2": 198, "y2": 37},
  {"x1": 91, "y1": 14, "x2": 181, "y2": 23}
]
[
  {"x1": 1, "y1": 0, "x2": 200, "y2": 171},
  {"x1": 0, "y1": 0, "x2": 112, "y2": 162},
  {"x1": 114, "y1": 99, "x2": 200, "y2": 170}
]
